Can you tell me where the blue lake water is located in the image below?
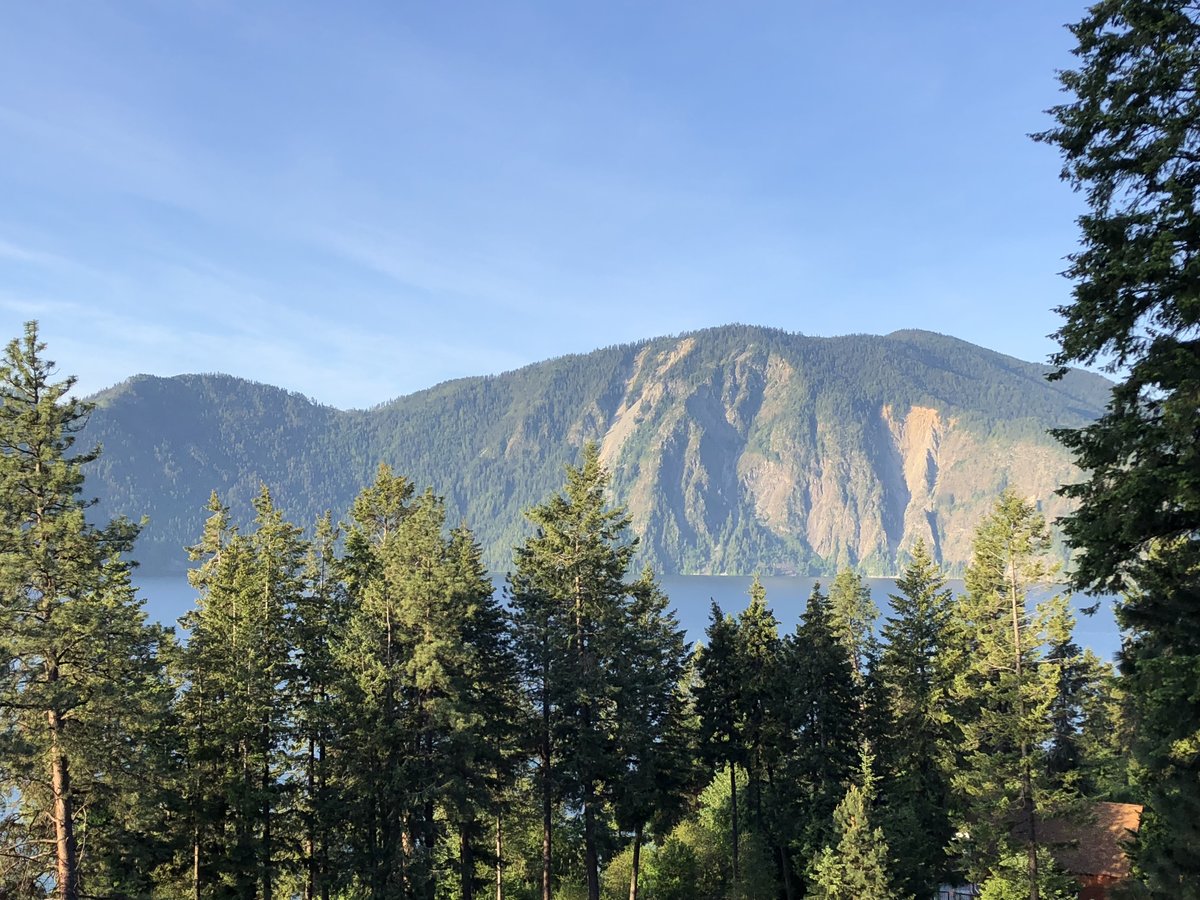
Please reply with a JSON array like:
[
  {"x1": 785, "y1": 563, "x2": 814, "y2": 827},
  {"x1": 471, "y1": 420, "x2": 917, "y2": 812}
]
[{"x1": 135, "y1": 573, "x2": 1122, "y2": 663}]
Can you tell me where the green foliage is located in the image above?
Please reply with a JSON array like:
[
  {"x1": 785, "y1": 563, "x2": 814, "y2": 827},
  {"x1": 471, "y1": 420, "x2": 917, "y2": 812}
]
[
  {"x1": 509, "y1": 443, "x2": 686, "y2": 900},
  {"x1": 828, "y1": 568, "x2": 880, "y2": 681},
  {"x1": 975, "y1": 850, "x2": 1075, "y2": 900},
  {"x1": 613, "y1": 567, "x2": 695, "y2": 864},
  {"x1": 175, "y1": 486, "x2": 307, "y2": 897},
  {"x1": 0, "y1": 322, "x2": 175, "y2": 899},
  {"x1": 1035, "y1": 2, "x2": 1200, "y2": 892},
  {"x1": 806, "y1": 748, "x2": 910, "y2": 900},
  {"x1": 878, "y1": 539, "x2": 957, "y2": 897},
  {"x1": 695, "y1": 602, "x2": 743, "y2": 773},
  {"x1": 782, "y1": 583, "x2": 861, "y2": 862},
  {"x1": 80, "y1": 326, "x2": 1113, "y2": 578},
  {"x1": 0, "y1": 322, "x2": 1148, "y2": 899},
  {"x1": 948, "y1": 492, "x2": 1075, "y2": 890},
  {"x1": 733, "y1": 579, "x2": 783, "y2": 828},
  {"x1": 643, "y1": 772, "x2": 776, "y2": 900}
]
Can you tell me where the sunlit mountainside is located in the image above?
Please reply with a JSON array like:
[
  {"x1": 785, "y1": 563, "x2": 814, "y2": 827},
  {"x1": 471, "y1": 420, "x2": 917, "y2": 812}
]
[{"x1": 84, "y1": 324, "x2": 1112, "y2": 575}]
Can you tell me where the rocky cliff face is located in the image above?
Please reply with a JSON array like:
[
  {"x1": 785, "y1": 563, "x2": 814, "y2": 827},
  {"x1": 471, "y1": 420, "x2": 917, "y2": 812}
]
[
  {"x1": 586, "y1": 335, "x2": 1093, "y2": 574},
  {"x1": 83, "y1": 326, "x2": 1111, "y2": 575}
]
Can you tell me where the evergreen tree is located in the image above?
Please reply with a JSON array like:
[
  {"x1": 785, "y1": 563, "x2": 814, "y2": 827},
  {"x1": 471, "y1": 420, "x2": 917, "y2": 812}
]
[
  {"x1": 1041, "y1": 595, "x2": 1094, "y2": 793},
  {"x1": 693, "y1": 601, "x2": 745, "y2": 886},
  {"x1": 0, "y1": 322, "x2": 172, "y2": 899},
  {"x1": 827, "y1": 568, "x2": 879, "y2": 682},
  {"x1": 612, "y1": 567, "x2": 692, "y2": 900},
  {"x1": 441, "y1": 521, "x2": 521, "y2": 900},
  {"x1": 1075, "y1": 656, "x2": 1134, "y2": 802},
  {"x1": 177, "y1": 486, "x2": 306, "y2": 900},
  {"x1": 948, "y1": 491, "x2": 1066, "y2": 900},
  {"x1": 245, "y1": 486, "x2": 308, "y2": 900},
  {"x1": 333, "y1": 464, "x2": 417, "y2": 897},
  {"x1": 388, "y1": 488, "x2": 459, "y2": 898},
  {"x1": 507, "y1": 542, "x2": 561, "y2": 900},
  {"x1": 733, "y1": 576, "x2": 798, "y2": 898},
  {"x1": 174, "y1": 492, "x2": 241, "y2": 897},
  {"x1": 735, "y1": 575, "x2": 782, "y2": 829},
  {"x1": 878, "y1": 539, "x2": 956, "y2": 898},
  {"x1": 781, "y1": 583, "x2": 860, "y2": 880},
  {"x1": 807, "y1": 747, "x2": 910, "y2": 900},
  {"x1": 508, "y1": 443, "x2": 638, "y2": 900},
  {"x1": 290, "y1": 512, "x2": 348, "y2": 900},
  {"x1": 1034, "y1": 2, "x2": 1200, "y2": 892}
]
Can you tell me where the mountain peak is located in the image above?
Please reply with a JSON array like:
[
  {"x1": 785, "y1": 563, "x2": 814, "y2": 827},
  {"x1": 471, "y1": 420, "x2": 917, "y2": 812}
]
[{"x1": 81, "y1": 328, "x2": 1109, "y2": 575}]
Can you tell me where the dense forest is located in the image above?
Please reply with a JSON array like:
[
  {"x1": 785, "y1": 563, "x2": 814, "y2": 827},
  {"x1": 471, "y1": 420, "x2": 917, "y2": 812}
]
[
  {"x1": 5, "y1": 0, "x2": 1200, "y2": 897},
  {"x1": 0, "y1": 325, "x2": 1136, "y2": 899},
  {"x1": 81, "y1": 325, "x2": 1112, "y2": 577}
]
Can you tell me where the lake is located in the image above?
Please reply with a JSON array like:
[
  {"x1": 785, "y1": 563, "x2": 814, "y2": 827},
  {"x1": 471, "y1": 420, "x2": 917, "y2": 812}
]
[{"x1": 135, "y1": 573, "x2": 1122, "y2": 663}]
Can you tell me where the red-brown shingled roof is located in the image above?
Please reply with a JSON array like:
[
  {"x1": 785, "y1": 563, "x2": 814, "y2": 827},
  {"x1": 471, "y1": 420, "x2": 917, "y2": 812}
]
[{"x1": 1037, "y1": 802, "x2": 1143, "y2": 880}]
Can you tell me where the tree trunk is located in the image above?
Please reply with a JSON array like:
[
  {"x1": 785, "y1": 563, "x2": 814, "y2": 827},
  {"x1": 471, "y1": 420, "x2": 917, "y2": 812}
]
[
  {"x1": 779, "y1": 845, "x2": 795, "y2": 900},
  {"x1": 461, "y1": 820, "x2": 476, "y2": 900},
  {"x1": 1026, "y1": 798, "x2": 1040, "y2": 900},
  {"x1": 262, "y1": 745, "x2": 273, "y2": 900},
  {"x1": 306, "y1": 735, "x2": 316, "y2": 900},
  {"x1": 193, "y1": 821, "x2": 201, "y2": 900},
  {"x1": 583, "y1": 783, "x2": 600, "y2": 900},
  {"x1": 319, "y1": 737, "x2": 330, "y2": 900},
  {"x1": 193, "y1": 676, "x2": 204, "y2": 900},
  {"x1": 729, "y1": 761, "x2": 740, "y2": 883},
  {"x1": 49, "y1": 704, "x2": 79, "y2": 900},
  {"x1": 1009, "y1": 556, "x2": 1039, "y2": 900},
  {"x1": 542, "y1": 659, "x2": 553, "y2": 900},
  {"x1": 495, "y1": 815, "x2": 504, "y2": 900},
  {"x1": 576, "y1": 570, "x2": 600, "y2": 900},
  {"x1": 767, "y1": 764, "x2": 794, "y2": 900},
  {"x1": 628, "y1": 822, "x2": 643, "y2": 900},
  {"x1": 424, "y1": 797, "x2": 437, "y2": 900},
  {"x1": 402, "y1": 822, "x2": 416, "y2": 896}
]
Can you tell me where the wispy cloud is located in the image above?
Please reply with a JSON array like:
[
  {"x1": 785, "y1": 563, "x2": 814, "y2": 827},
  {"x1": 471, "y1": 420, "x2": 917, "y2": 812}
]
[{"x1": 0, "y1": 237, "x2": 69, "y2": 268}]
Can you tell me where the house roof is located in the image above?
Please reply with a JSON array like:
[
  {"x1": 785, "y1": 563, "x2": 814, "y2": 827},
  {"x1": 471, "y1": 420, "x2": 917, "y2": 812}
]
[{"x1": 1036, "y1": 802, "x2": 1143, "y2": 880}]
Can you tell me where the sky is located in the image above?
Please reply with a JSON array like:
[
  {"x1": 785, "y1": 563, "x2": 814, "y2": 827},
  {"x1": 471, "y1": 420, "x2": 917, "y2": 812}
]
[{"x1": 1, "y1": 1, "x2": 1095, "y2": 409}]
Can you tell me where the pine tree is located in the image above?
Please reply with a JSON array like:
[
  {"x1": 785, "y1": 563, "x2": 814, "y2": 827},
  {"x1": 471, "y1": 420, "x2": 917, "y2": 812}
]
[
  {"x1": 176, "y1": 486, "x2": 306, "y2": 900},
  {"x1": 733, "y1": 575, "x2": 798, "y2": 898},
  {"x1": 828, "y1": 568, "x2": 879, "y2": 682},
  {"x1": 948, "y1": 492, "x2": 1065, "y2": 900},
  {"x1": 332, "y1": 463, "x2": 416, "y2": 896},
  {"x1": 245, "y1": 486, "x2": 308, "y2": 900},
  {"x1": 0, "y1": 322, "x2": 172, "y2": 899},
  {"x1": 443, "y1": 523, "x2": 521, "y2": 900},
  {"x1": 1041, "y1": 595, "x2": 1090, "y2": 791},
  {"x1": 174, "y1": 492, "x2": 241, "y2": 897},
  {"x1": 290, "y1": 512, "x2": 348, "y2": 900},
  {"x1": 1074, "y1": 656, "x2": 1133, "y2": 802},
  {"x1": 508, "y1": 442, "x2": 638, "y2": 900},
  {"x1": 387, "y1": 488, "x2": 459, "y2": 898},
  {"x1": 1033, "y1": 2, "x2": 1200, "y2": 892},
  {"x1": 781, "y1": 583, "x2": 860, "y2": 876},
  {"x1": 807, "y1": 747, "x2": 910, "y2": 900},
  {"x1": 694, "y1": 601, "x2": 745, "y2": 885},
  {"x1": 612, "y1": 567, "x2": 692, "y2": 900},
  {"x1": 379, "y1": 493, "x2": 519, "y2": 900},
  {"x1": 735, "y1": 576, "x2": 782, "y2": 829},
  {"x1": 878, "y1": 539, "x2": 956, "y2": 897},
  {"x1": 507, "y1": 544, "x2": 561, "y2": 900}
]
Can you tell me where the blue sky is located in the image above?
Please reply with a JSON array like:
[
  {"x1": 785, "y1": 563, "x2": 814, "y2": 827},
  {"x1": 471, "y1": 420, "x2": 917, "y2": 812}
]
[{"x1": 1, "y1": 1, "x2": 1092, "y2": 409}]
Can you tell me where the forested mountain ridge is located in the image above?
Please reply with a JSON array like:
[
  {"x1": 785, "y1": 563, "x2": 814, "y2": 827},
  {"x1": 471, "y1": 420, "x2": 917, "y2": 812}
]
[{"x1": 82, "y1": 324, "x2": 1113, "y2": 575}]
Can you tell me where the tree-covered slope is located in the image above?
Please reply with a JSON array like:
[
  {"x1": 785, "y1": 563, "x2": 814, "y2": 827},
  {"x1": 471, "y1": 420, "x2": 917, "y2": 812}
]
[{"x1": 82, "y1": 325, "x2": 1112, "y2": 575}]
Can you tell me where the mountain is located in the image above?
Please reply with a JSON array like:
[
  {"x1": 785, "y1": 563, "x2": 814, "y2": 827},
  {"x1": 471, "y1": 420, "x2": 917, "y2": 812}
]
[{"x1": 82, "y1": 325, "x2": 1112, "y2": 576}]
